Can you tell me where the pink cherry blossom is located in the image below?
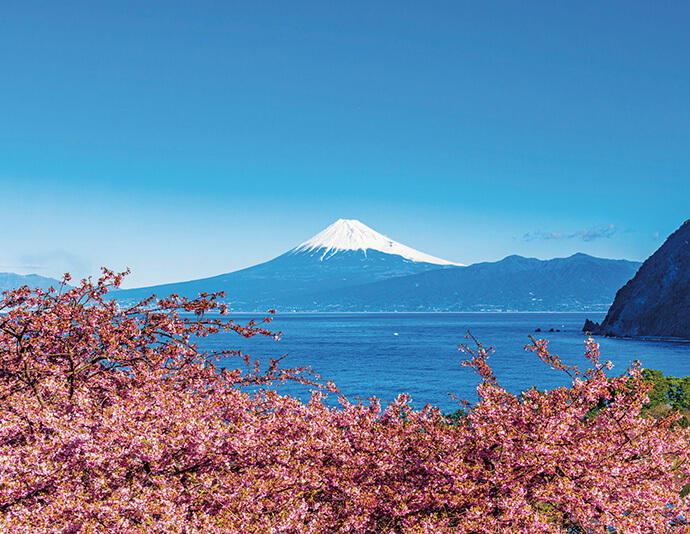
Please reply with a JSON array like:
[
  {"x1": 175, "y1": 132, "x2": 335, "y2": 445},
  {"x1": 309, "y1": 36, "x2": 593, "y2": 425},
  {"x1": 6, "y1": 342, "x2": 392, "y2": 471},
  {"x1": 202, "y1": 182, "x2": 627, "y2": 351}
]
[{"x1": 0, "y1": 270, "x2": 688, "y2": 533}]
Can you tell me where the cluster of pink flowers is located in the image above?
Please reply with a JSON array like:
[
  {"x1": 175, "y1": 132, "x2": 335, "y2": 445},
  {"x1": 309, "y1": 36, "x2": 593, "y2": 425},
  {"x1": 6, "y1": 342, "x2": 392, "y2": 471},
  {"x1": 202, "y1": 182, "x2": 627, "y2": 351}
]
[{"x1": 1, "y1": 270, "x2": 689, "y2": 533}]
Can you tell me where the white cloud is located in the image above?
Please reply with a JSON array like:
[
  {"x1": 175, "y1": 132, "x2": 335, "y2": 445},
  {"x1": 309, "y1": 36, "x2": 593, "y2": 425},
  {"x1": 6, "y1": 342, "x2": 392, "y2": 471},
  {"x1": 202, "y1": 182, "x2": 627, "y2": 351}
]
[{"x1": 523, "y1": 224, "x2": 617, "y2": 242}]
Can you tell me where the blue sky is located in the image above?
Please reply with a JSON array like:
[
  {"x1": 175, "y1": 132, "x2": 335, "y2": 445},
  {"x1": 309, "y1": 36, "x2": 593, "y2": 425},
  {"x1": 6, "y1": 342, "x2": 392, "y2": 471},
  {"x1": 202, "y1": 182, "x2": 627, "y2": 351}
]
[{"x1": 1, "y1": 1, "x2": 688, "y2": 288}]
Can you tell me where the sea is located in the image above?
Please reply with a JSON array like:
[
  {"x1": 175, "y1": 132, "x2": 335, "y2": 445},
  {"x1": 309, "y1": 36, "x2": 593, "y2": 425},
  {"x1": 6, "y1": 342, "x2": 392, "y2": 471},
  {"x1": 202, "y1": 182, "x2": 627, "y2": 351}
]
[{"x1": 198, "y1": 312, "x2": 690, "y2": 414}]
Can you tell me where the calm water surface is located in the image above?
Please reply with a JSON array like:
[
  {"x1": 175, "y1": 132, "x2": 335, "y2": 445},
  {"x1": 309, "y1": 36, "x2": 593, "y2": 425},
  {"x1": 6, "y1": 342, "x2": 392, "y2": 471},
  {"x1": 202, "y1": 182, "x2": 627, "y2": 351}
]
[{"x1": 199, "y1": 313, "x2": 690, "y2": 413}]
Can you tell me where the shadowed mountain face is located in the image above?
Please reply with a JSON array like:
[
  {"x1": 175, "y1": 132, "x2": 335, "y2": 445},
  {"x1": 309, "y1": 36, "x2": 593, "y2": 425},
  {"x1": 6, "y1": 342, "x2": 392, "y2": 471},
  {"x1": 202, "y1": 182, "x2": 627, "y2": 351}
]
[
  {"x1": 111, "y1": 248, "x2": 458, "y2": 308},
  {"x1": 0, "y1": 273, "x2": 65, "y2": 294},
  {"x1": 585, "y1": 220, "x2": 690, "y2": 340},
  {"x1": 292, "y1": 253, "x2": 641, "y2": 312}
]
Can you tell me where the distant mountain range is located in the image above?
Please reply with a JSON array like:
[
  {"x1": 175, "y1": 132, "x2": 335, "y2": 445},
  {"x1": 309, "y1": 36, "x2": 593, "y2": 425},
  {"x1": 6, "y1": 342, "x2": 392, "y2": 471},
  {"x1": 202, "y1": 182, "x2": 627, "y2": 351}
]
[
  {"x1": 0, "y1": 273, "x2": 65, "y2": 294},
  {"x1": 293, "y1": 253, "x2": 641, "y2": 312},
  {"x1": 108, "y1": 219, "x2": 641, "y2": 312}
]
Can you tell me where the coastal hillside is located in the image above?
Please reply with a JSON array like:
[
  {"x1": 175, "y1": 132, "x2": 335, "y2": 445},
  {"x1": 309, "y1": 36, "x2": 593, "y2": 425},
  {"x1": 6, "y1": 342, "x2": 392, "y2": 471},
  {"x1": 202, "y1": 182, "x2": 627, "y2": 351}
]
[{"x1": 584, "y1": 220, "x2": 690, "y2": 340}]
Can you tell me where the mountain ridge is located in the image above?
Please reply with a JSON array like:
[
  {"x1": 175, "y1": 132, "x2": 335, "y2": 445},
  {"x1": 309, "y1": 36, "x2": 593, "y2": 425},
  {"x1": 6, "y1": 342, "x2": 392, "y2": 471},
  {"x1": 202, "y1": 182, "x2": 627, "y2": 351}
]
[
  {"x1": 288, "y1": 252, "x2": 641, "y2": 312},
  {"x1": 0, "y1": 272, "x2": 67, "y2": 294}
]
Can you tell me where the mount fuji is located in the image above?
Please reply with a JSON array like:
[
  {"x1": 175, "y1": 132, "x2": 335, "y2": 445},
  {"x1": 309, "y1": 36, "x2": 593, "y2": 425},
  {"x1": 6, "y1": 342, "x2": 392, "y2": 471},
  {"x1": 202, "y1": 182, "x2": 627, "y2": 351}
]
[{"x1": 113, "y1": 219, "x2": 462, "y2": 309}]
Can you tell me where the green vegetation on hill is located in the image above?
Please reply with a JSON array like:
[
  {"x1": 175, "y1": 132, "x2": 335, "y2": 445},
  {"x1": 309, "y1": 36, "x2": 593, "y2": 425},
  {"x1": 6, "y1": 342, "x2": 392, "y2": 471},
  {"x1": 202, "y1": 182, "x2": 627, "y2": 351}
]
[{"x1": 641, "y1": 369, "x2": 690, "y2": 427}]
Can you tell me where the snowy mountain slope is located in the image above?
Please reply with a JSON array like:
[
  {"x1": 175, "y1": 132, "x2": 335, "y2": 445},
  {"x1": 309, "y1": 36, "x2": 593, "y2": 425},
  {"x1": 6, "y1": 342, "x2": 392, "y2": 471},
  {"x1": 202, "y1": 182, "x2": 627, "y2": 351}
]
[{"x1": 292, "y1": 219, "x2": 463, "y2": 265}]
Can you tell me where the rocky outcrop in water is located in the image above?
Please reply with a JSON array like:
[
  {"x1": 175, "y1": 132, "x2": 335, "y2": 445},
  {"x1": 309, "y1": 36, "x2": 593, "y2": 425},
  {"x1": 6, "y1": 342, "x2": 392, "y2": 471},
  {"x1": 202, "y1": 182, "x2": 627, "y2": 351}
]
[{"x1": 583, "y1": 220, "x2": 690, "y2": 340}]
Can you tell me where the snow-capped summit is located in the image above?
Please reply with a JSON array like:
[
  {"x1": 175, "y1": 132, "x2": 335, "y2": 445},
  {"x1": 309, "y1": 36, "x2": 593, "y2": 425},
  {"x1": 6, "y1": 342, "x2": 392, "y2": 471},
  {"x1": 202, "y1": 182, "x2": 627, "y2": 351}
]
[{"x1": 292, "y1": 219, "x2": 463, "y2": 265}]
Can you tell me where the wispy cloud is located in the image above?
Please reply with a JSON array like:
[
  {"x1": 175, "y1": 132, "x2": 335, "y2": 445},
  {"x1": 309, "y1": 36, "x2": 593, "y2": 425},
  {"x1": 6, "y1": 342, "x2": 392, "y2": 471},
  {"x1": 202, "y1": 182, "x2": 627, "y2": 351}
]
[
  {"x1": 523, "y1": 224, "x2": 617, "y2": 242},
  {"x1": 652, "y1": 231, "x2": 660, "y2": 240},
  {"x1": 0, "y1": 263, "x2": 44, "y2": 270}
]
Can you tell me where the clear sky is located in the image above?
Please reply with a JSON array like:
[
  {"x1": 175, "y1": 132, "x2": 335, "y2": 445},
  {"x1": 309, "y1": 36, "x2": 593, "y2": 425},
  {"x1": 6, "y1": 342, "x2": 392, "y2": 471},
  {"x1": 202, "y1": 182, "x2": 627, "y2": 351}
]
[{"x1": 1, "y1": 1, "x2": 688, "y2": 288}]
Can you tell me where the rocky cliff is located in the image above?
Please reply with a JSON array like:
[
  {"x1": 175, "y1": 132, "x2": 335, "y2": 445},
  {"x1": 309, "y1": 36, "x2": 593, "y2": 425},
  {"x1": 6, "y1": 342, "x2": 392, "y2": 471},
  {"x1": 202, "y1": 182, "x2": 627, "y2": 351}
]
[{"x1": 584, "y1": 220, "x2": 690, "y2": 340}]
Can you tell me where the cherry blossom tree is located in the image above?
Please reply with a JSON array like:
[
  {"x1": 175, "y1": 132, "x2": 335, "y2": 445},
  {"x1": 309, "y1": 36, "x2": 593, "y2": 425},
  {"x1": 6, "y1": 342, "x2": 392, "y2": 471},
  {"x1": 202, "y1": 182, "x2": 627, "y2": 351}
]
[{"x1": 0, "y1": 270, "x2": 688, "y2": 533}]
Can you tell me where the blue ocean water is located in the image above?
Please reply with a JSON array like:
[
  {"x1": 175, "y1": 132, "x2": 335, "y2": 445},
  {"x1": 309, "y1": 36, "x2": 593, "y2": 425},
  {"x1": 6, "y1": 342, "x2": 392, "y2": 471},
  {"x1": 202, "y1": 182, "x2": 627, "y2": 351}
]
[{"x1": 200, "y1": 313, "x2": 690, "y2": 413}]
